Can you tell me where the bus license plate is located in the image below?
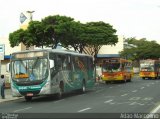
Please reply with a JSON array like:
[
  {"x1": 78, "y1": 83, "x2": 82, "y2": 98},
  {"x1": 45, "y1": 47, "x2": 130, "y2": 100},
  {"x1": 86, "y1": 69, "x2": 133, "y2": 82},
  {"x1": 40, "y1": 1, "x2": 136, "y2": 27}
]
[{"x1": 27, "y1": 93, "x2": 33, "y2": 96}]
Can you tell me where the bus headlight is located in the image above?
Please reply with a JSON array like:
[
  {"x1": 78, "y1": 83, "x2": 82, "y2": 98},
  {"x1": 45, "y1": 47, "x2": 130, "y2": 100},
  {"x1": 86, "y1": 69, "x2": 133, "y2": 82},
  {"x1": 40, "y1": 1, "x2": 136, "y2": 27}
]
[{"x1": 11, "y1": 85, "x2": 22, "y2": 97}]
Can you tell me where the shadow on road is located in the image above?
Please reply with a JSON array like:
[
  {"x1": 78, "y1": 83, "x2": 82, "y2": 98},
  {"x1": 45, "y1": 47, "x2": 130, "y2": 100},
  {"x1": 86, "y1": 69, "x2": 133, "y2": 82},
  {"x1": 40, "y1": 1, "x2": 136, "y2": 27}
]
[{"x1": 17, "y1": 90, "x2": 94, "y2": 103}]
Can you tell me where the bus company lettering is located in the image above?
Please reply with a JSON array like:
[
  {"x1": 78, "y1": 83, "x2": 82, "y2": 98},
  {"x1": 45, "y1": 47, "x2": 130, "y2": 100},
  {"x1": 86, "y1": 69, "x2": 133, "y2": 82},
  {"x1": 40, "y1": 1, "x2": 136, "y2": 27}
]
[{"x1": 18, "y1": 86, "x2": 41, "y2": 90}]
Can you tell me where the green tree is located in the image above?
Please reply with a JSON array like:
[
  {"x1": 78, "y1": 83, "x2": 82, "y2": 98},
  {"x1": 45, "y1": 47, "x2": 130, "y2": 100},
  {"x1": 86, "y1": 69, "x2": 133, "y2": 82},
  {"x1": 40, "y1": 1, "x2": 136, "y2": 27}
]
[
  {"x1": 81, "y1": 22, "x2": 118, "y2": 61},
  {"x1": 9, "y1": 15, "x2": 118, "y2": 61},
  {"x1": 42, "y1": 15, "x2": 74, "y2": 48},
  {"x1": 9, "y1": 29, "x2": 26, "y2": 47},
  {"x1": 9, "y1": 21, "x2": 55, "y2": 48},
  {"x1": 27, "y1": 21, "x2": 54, "y2": 48},
  {"x1": 120, "y1": 37, "x2": 160, "y2": 60}
]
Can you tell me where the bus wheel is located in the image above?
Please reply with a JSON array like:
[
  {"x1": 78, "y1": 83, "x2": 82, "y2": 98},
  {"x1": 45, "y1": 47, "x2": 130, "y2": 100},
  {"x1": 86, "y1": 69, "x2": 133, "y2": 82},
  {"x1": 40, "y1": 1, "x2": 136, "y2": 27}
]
[
  {"x1": 55, "y1": 82, "x2": 64, "y2": 99},
  {"x1": 25, "y1": 96, "x2": 32, "y2": 101},
  {"x1": 128, "y1": 75, "x2": 132, "y2": 82},
  {"x1": 81, "y1": 81, "x2": 86, "y2": 93},
  {"x1": 123, "y1": 76, "x2": 126, "y2": 83},
  {"x1": 128, "y1": 79, "x2": 131, "y2": 82},
  {"x1": 105, "y1": 81, "x2": 109, "y2": 84},
  {"x1": 142, "y1": 77, "x2": 145, "y2": 80}
]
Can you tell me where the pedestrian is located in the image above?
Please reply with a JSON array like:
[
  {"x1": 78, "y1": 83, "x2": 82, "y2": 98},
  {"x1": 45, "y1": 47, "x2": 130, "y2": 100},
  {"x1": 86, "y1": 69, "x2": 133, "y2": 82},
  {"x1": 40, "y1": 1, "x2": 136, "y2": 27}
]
[{"x1": 0, "y1": 75, "x2": 5, "y2": 99}]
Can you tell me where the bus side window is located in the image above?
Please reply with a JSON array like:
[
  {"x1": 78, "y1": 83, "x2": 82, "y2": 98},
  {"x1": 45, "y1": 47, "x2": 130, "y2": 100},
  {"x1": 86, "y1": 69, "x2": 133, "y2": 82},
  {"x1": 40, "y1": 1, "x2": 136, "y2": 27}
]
[
  {"x1": 57, "y1": 55, "x2": 63, "y2": 70},
  {"x1": 62, "y1": 56, "x2": 68, "y2": 70},
  {"x1": 67, "y1": 56, "x2": 71, "y2": 70},
  {"x1": 73, "y1": 57, "x2": 79, "y2": 71}
]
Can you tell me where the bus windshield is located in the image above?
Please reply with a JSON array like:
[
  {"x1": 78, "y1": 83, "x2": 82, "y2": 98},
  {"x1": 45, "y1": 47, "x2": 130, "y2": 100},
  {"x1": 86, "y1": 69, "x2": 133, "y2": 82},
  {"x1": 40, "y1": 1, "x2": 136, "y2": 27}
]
[
  {"x1": 140, "y1": 63, "x2": 154, "y2": 71},
  {"x1": 102, "y1": 63, "x2": 121, "y2": 72},
  {"x1": 11, "y1": 58, "x2": 48, "y2": 82}
]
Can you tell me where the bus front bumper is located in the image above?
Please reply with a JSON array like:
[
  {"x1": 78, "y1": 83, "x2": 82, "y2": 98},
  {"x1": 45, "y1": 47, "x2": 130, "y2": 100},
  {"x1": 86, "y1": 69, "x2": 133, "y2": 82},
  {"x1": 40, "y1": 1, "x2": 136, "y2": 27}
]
[{"x1": 101, "y1": 76, "x2": 123, "y2": 81}]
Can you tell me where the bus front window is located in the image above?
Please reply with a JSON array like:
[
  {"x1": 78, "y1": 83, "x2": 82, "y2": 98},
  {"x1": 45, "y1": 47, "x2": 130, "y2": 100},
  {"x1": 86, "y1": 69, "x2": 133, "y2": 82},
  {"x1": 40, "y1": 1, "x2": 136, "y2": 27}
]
[
  {"x1": 102, "y1": 63, "x2": 120, "y2": 72},
  {"x1": 140, "y1": 64, "x2": 154, "y2": 72},
  {"x1": 12, "y1": 58, "x2": 48, "y2": 82}
]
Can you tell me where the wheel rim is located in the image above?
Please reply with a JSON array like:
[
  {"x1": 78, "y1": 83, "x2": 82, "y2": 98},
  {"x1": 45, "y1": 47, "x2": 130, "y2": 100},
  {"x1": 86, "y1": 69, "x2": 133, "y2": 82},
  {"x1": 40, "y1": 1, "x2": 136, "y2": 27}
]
[{"x1": 82, "y1": 83, "x2": 86, "y2": 92}]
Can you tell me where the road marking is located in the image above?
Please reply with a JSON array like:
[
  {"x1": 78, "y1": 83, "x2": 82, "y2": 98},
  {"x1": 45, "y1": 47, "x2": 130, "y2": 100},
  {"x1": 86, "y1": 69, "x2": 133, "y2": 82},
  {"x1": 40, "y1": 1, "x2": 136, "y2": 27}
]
[
  {"x1": 129, "y1": 102, "x2": 144, "y2": 106},
  {"x1": 110, "y1": 102, "x2": 115, "y2": 105},
  {"x1": 121, "y1": 94, "x2": 128, "y2": 97},
  {"x1": 95, "y1": 89, "x2": 104, "y2": 93},
  {"x1": 78, "y1": 108, "x2": 91, "y2": 112},
  {"x1": 54, "y1": 99, "x2": 65, "y2": 103},
  {"x1": 109, "y1": 87, "x2": 113, "y2": 88},
  {"x1": 118, "y1": 85, "x2": 121, "y2": 86},
  {"x1": 146, "y1": 104, "x2": 160, "y2": 118},
  {"x1": 13, "y1": 107, "x2": 32, "y2": 112},
  {"x1": 104, "y1": 99, "x2": 113, "y2": 103},
  {"x1": 129, "y1": 97, "x2": 141, "y2": 100},
  {"x1": 151, "y1": 83, "x2": 155, "y2": 85},
  {"x1": 105, "y1": 96, "x2": 115, "y2": 98},
  {"x1": 146, "y1": 85, "x2": 150, "y2": 87},
  {"x1": 140, "y1": 87, "x2": 144, "y2": 89},
  {"x1": 132, "y1": 90, "x2": 137, "y2": 93},
  {"x1": 143, "y1": 97, "x2": 153, "y2": 101},
  {"x1": 117, "y1": 102, "x2": 131, "y2": 105}
]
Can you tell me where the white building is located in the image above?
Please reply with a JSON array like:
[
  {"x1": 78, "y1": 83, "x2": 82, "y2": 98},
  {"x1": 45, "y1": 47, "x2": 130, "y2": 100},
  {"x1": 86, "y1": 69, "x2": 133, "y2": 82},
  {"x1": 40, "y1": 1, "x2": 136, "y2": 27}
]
[
  {"x1": 0, "y1": 11, "x2": 34, "y2": 87},
  {"x1": 98, "y1": 35, "x2": 124, "y2": 55},
  {"x1": 0, "y1": 37, "x2": 23, "y2": 86}
]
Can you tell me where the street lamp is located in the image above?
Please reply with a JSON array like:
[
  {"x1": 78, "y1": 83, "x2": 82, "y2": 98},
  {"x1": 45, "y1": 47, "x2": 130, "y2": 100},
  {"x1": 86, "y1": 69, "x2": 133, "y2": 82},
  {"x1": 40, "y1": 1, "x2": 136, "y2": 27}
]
[{"x1": 26, "y1": 11, "x2": 35, "y2": 21}]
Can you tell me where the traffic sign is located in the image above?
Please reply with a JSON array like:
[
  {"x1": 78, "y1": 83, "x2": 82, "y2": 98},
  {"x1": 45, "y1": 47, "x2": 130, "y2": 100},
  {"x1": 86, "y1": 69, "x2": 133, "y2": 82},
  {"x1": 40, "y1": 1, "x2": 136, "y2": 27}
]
[{"x1": 20, "y1": 13, "x2": 27, "y2": 24}]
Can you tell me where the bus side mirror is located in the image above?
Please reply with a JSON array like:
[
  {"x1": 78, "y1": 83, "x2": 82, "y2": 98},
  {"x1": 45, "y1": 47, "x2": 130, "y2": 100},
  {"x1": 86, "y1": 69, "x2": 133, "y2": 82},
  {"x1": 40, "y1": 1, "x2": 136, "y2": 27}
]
[
  {"x1": 6, "y1": 63, "x2": 10, "y2": 72},
  {"x1": 49, "y1": 60, "x2": 55, "y2": 69}
]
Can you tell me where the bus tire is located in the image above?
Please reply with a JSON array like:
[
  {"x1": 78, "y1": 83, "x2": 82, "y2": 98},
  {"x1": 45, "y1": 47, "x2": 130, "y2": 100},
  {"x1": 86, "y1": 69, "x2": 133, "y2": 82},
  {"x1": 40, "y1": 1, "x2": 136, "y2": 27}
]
[
  {"x1": 128, "y1": 79, "x2": 131, "y2": 82},
  {"x1": 25, "y1": 96, "x2": 32, "y2": 101},
  {"x1": 128, "y1": 75, "x2": 132, "y2": 82},
  {"x1": 123, "y1": 76, "x2": 127, "y2": 83},
  {"x1": 81, "y1": 80, "x2": 86, "y2": 93},
  {"x1": 105, "y1": 81, "x2": 109, "y2": 84},
  {"x1": 55, "y1": 82, "x2": 64, "y2": 99},
  {"x1": 123, "y1": 80, "x2": 126, "y2": 83}
]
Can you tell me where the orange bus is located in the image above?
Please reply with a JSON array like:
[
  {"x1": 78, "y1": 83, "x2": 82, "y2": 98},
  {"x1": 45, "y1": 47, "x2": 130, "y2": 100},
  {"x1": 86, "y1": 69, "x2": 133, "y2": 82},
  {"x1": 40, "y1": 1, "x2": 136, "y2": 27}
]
[
  {"x1": 139, "y1": 59, "x2": 160, "y2": 79},
  {"x1": 101, "y1": 58, "x2": 133, "y2": 83}
]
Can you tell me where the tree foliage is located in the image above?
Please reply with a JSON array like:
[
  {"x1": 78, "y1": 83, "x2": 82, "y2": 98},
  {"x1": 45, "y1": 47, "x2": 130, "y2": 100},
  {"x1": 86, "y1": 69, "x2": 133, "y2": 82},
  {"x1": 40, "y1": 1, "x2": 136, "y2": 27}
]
[
  {"x1": 120, "y1": 37, "x2": 160, "y2": 60},
  {"x1": 42, "y1": 15, "x2": 74, "y2": 48},
  {"x1": 9, "y1": 29, "x2": 26, "y2": 47},
  {"x1": 81, "y1": 22, "x2": 118, "y2": 57},
  {"x1": 9, "y1": 15, "x2": 118, "y2": 60}
]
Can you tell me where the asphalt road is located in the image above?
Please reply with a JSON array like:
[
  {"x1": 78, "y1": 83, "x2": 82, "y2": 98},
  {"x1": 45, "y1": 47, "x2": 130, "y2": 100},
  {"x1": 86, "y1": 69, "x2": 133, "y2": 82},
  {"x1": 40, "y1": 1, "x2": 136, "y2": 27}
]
[{"x1": 0, "y1": 75, "x2": 160, "y2": 119}]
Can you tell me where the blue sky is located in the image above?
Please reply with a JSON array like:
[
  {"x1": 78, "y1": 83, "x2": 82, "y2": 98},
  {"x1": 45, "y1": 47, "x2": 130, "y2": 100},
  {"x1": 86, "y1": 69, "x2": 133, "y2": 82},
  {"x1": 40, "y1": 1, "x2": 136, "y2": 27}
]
[{"x1": 1, "y1": 0, "x2": 160, "y2": 43}]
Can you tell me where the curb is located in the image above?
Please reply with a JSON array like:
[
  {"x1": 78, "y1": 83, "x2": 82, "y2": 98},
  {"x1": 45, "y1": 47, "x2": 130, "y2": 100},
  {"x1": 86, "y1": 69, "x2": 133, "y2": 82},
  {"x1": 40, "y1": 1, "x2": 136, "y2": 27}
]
[{"x1": 0, "y1": 97, "x2": 23, "y2": 103}]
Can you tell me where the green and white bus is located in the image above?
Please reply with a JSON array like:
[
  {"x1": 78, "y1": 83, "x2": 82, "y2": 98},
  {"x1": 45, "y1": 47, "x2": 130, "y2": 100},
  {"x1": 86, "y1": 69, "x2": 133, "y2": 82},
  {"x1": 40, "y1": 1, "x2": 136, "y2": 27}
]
[{"x1": 10, "y1": 49, "x2": 95, "y2": 101}]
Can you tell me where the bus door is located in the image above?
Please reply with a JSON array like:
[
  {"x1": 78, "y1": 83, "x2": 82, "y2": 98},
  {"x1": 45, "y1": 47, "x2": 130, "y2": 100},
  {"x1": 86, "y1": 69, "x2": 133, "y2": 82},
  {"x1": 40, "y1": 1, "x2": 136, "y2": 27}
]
[
  {"x1": 87, "y1": 57, "x2": 94, "y2": 87},
  {"x1": 56, "y1": 54, "x2": 73, "y2": 92},
  {"x1": 72, "y1": 56, "x2": 85, "y2": 89},
  {"x1": 63, "y1": 54, "x2": 73, "y2": 91},
  {"x1": 49, "y1": 53, "x2": 60, "y2": 93}
]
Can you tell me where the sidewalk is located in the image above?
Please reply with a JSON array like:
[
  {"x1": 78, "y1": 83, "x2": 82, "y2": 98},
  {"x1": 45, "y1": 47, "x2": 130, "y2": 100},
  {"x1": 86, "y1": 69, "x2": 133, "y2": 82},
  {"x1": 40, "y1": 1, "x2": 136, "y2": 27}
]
[{"x1": 0, "y1": 88, "x2": 21, "y2": 103}]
